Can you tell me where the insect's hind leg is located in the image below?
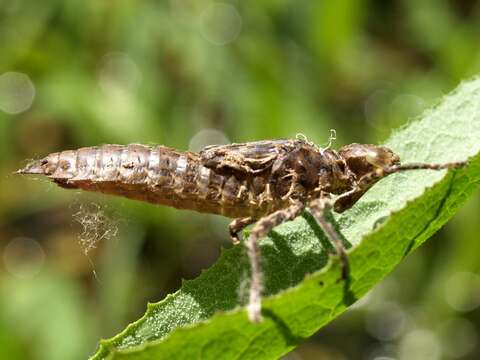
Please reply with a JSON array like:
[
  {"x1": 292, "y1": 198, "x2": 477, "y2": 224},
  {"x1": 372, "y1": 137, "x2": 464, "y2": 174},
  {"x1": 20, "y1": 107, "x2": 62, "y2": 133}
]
[
  {"x1": 246, "y1": 200, "x2": 305, "y2": 322},
  {"x1": 309, "y1": 197, "x2": 349, "y2": 280},
  {"x1": 228, "y1": 217, "x2": 256, "y2": 245}
]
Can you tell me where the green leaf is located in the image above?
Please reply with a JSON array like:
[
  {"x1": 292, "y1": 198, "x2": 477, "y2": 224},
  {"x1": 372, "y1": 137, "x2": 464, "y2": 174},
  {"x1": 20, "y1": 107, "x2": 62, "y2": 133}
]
[{"x1": 91, "y1": 78, "x2": 480, "y2": 360}]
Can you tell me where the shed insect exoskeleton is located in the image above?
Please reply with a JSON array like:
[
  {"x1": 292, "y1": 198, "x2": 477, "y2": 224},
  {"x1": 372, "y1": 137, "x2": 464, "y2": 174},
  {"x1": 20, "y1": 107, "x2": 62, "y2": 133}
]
[{"x1": 17, "y1": 139, "x2": 466, "y2": 322}]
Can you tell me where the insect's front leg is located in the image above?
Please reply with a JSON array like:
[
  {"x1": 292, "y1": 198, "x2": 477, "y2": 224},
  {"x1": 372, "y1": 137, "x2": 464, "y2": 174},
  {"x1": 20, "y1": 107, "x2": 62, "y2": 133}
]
[
  {"x1": 228, "y1": 217, "x2": 256, "y2": 245},
  {"x1": 309, "y1": 196, "x2": 349, "y2": 280},
  {"x1": 246, "y1": 200, "x2": 305, "y2": 322}
]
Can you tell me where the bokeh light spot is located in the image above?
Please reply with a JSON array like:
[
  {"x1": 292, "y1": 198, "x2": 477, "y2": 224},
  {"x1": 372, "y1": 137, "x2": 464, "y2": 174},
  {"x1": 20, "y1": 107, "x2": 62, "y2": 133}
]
[
  {"x1": 390, "y1": 94, "x2": 426, "y2": 121},
  {"x1": 366, "y1": 344, "x2": 397, "y2": 360},
  {"x1": 0, "y1": 71, "x2": 36, "y2": 114},
  {"x1": 189, "y1": 128, "x2": 230, "y2": 152},
  {"x1": 98, "y1": 52, "x2": 142, "y2": 95},
  {"x1": 3, "y1": 237, "x2": 45, "y2": 279},
  {"x1": 444, "y1": 271, "x2": 480, "y2": 312},
  {"x1": 438, "y1": 317, "x2": 477, "y2": 358},
  {"x1": 366, "y1": 302, "x2": 408, "y2": 341},
  {"x1": 398, "y1": 329, "x2": 441, "y2": 360},
  {"x1": 199, "y1": 2, "x2": 242, "y2": 45}
]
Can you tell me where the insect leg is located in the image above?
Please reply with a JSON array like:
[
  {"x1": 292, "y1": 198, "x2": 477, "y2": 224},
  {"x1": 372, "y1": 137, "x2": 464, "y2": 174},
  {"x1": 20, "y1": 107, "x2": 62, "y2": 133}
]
[
  {"x1": 309, "y1": 197, "x2": 349, "y2": 280},
  {"x1": 228, "y1": 217, "x2": 256, "y2": 245},
  {"x1": 386, "y1": 161, "x2": 466, "y2": 173},
  {"x1": 246, "y1": 200, "x2": 305, "y2": 322}
]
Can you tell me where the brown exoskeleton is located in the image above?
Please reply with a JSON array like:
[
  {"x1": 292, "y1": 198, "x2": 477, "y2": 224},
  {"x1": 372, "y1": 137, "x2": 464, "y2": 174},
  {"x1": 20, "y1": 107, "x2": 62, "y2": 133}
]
[{"x1": 17, "y1": 137, "x2": 465, "y2": 322}]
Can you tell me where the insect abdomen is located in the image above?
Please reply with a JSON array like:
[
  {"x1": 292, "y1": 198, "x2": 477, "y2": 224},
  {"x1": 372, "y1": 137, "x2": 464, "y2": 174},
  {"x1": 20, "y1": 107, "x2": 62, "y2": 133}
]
[{"x1": 24, "y1": 144, "x2": 260, "y2": 218}]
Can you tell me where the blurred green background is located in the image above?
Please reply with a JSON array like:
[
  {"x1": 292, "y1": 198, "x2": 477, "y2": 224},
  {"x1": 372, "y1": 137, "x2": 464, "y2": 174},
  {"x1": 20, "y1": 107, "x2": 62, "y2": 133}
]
[{"x1": 1, "y1": 1, "x2": 480, "y2": 359}]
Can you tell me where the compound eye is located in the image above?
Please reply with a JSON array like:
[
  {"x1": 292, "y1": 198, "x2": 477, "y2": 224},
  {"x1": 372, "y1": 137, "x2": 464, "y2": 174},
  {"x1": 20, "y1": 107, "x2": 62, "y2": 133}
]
[{"x1": 365, "y1": 150, "x2": 378, "y2": 164}]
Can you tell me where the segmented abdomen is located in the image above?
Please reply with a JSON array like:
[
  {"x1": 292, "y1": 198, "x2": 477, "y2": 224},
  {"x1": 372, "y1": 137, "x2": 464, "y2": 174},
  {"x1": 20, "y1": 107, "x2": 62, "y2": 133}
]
[{"x1": 36, "y1": 144, "x2": 278, "y2": 218}]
